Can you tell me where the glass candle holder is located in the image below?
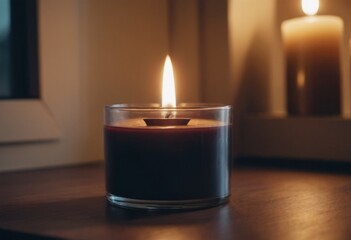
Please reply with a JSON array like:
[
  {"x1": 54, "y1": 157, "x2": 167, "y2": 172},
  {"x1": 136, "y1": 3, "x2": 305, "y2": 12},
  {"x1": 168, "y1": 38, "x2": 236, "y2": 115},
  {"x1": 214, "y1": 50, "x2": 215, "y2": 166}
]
[{"x1": 104, "y1": 103, "x2": 232, "y2": 210}]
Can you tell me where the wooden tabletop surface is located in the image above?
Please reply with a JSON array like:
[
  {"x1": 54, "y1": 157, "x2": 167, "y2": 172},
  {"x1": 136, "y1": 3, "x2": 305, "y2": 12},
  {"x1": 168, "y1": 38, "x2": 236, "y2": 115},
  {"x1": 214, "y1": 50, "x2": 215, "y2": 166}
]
[{"x1": 1, "y1": 161, "x2": 351, "y2": 240}]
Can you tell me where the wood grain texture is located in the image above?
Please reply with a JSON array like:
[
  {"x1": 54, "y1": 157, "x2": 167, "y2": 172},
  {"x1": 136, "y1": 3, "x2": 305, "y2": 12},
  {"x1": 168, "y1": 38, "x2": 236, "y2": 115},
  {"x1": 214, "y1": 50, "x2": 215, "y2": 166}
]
[{"x1": 1, "y1": 162, "x2": 351, "y2": 240}]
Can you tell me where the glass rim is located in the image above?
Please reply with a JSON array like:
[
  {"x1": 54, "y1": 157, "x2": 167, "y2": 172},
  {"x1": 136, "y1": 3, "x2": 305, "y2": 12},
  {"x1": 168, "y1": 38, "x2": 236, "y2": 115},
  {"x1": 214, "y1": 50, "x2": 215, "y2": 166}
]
[{"x1": 105, "y1": 103, "x2": 231, "y2": 111}]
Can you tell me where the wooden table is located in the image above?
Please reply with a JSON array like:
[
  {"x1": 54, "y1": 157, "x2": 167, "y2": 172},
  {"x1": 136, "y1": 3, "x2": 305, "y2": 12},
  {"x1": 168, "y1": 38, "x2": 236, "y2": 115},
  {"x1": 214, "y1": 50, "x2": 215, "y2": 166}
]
[{"x1": 1, "y1": 161, "x2": 351, "y2": 240}]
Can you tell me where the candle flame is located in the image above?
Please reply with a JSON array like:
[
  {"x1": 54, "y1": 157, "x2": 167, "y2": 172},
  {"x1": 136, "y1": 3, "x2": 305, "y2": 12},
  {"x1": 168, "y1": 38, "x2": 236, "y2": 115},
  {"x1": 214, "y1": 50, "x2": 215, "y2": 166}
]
[
  {"x1": 302, "y1": 0, "x2": 319, "y2": 16},
  {"x1": 162, "y1": 55, "x2": 176, "y2": 108}
]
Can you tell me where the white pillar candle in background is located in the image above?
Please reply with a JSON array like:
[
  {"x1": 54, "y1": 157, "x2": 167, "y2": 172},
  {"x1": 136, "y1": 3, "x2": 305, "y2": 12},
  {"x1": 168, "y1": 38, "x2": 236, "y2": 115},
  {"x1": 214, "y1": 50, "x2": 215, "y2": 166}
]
[{"x1": 282, "y1": 0, "x2": 344, "y2": 115}]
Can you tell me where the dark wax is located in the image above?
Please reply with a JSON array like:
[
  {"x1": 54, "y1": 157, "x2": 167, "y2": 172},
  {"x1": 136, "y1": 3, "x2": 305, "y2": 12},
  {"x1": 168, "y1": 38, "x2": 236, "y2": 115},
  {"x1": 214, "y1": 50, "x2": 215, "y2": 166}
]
[{"x1": 104, "y1": 123, "x2": 231, "y2": 201}]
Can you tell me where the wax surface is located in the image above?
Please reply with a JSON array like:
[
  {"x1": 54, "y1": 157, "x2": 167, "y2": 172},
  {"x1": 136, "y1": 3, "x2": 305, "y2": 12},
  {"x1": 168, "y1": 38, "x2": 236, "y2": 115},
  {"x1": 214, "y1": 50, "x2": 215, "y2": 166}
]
[
  {"x1": 282, "y1": 16, "x2": 343, "y2": 115},
  {"x1": 104, "y1": 119, "x2": 231, "y2": 201}
]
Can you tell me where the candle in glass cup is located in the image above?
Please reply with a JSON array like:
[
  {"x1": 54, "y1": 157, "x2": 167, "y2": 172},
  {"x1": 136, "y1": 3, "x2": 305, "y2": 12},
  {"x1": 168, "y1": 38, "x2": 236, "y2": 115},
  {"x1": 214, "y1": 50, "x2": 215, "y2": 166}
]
[{"x1": 104, "y1": 56, "x2": 232, "y2": 210}]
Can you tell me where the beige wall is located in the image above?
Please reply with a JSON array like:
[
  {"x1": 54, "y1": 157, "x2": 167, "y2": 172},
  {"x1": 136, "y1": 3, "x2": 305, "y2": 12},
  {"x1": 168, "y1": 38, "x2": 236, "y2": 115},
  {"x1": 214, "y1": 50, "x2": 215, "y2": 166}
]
[
  {"x1": 81, "y1": 0, "x2": 204, "y2": 162},
  {"x1": 169, "y1": 0, "x2": 202, "y2": 103},
  {"x1": 228, "y1": 0, "x2": 283, "y2": 116},
  {"x1": 200, "y1": 0, "x2": 230, "y2": 104},
  {"x1": 0, "y1": 0, "x2": 203, "y2": 171},
  {"x1": 3, "y1": 0, "x2": 350, "y2": 170},
  {"x1": 80, "y1": 0, "x2": 170, "y2": 162}
]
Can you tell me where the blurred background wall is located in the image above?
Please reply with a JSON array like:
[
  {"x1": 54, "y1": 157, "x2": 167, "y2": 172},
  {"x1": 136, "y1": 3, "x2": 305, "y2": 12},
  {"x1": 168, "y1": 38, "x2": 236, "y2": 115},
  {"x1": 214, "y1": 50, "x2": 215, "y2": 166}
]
[{"x1": 0, "y1": 0, "x2": 350, "y2": 171}]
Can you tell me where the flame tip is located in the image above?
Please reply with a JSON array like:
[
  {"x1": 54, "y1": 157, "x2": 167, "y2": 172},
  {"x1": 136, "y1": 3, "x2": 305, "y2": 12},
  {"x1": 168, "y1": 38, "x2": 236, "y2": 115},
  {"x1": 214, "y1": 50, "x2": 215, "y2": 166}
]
[{"x1": 302, "y1": 0, "x2": 319, "y2": 16}]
